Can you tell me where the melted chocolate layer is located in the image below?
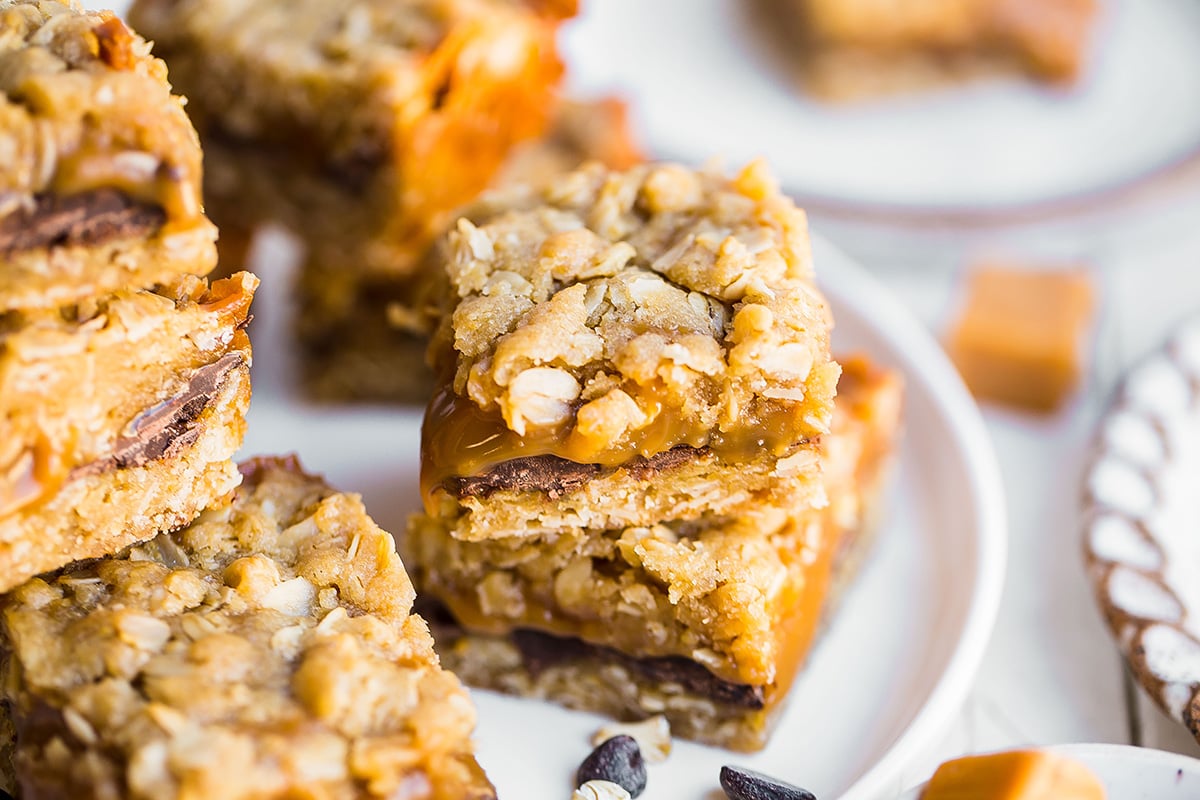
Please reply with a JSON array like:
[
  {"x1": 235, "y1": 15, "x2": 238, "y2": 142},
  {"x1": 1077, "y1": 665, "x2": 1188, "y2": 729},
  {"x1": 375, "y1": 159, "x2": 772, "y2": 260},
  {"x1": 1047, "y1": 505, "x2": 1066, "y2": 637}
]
[
  {"x1": 511, "y1": 628, "x2": 766, "y2": 709},
  {"x1": 0, "y1": 190, "x2": 165, "y2": 255},
  {"x1": 419, "y1": 600, "x2": 766, "y2": 710},
  {"x1": 446, "y1": 445, "x2": 709, "y2": 499},
  {"x1": 72, "y1": 352, "x2": 243, "y2": 479}
]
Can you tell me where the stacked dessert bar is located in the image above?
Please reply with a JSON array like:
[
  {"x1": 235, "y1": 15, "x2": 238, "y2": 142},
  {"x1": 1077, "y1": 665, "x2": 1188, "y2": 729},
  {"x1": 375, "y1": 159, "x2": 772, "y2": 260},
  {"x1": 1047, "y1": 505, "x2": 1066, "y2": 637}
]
[
  {"x1": 128, "y1": 0, "x2": 571, "y2": 402},
  {"x1": 405, "y1": 161, "x2": 902, "y2": 750},
  {"x1": 0, "y1": 0, "x2": 255, "y2": 590},
  {"x1": 0, "y1": 4, "x2": 497, "y2": 796}
]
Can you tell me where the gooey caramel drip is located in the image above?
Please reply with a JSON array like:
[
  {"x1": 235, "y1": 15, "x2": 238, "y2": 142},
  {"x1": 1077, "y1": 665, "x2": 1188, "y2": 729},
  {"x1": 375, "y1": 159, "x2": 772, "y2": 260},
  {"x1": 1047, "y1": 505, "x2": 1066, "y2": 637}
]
[
  {"x1": 419, "y1": 370, "x2": 815, "y2": 509},
  {"x1": 0, "y1": 438, "x2": 65, "y2": 519},
  {"x1": 50, "y1": 147, "x2": 198, "y2": 230}
]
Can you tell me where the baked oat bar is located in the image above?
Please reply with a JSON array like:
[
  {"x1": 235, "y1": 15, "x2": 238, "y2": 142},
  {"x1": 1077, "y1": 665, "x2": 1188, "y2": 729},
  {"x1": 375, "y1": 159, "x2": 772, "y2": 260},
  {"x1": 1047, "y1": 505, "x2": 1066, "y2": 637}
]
[
  {"x1": 0, "y1": 272, "x2": 256, "y2": 591},
  {"x1": 421, "y1": 161, "x2": 840, "y2": 538},
  {"x1": 769, "y1": 0, "x2": 1097, "y2": 100},
  {"x1": 296, "y1": 267, "x2": 434, "y2": 404},
  {"x1": 0, "y1": 457, "x2": 496, "y2": 800},
  {"x1": 0, "y1": 0, "x2": 216, "y2": 312},
  {"x1": 408, "y1": 357, "x2": 902, "y2": 751},
  {"x1": 128, "y1": 0, "x2": 564, "y2": 279},
  {"x1": 297, "y1": 97, "x2": 644, "y2": 404}
]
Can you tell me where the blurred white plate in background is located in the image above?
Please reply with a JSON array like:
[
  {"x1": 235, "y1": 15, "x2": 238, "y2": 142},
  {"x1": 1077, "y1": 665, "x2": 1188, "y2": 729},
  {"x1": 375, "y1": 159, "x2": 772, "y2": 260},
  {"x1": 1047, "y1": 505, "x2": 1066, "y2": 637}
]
[{"x1": 564, "y1": 0, "x2": 1200, "y2": 216}]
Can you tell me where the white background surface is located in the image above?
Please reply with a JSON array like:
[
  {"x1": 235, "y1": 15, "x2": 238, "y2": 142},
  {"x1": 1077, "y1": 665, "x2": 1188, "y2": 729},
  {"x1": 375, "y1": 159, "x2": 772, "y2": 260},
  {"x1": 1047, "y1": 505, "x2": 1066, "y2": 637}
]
[{"x1": 853, "y1": 197, "x2": 1200, "y2": 794}]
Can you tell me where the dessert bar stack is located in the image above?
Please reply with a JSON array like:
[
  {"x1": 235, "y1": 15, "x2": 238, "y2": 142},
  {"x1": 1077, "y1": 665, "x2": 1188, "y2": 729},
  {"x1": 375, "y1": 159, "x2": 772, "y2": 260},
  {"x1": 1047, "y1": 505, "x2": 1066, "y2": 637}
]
[
  {"x1": 0, "y1": 5, "x2": 498, "y2": 795},
  {"x1": 128, "y1": 0, "x2": 571, "y2": 402},
  {"x1": 405, "y1": 161, "x2": 902, "y2": 750},
  {"x1": 0, "y1": 0, "x2": 257, "y2": 591}
]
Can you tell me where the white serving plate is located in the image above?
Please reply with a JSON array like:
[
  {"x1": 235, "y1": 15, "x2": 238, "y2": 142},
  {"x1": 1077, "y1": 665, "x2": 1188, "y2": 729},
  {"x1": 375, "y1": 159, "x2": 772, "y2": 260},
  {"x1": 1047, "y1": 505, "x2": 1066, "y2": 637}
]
[
  {"x1": 238, "y1": 235, "x2": 1006, "y2": 799},
  {"x1": 895, "y1": 744, "x2": 1200, "y2": 799},
  {"x1": 563, "y1": 0, "x2": 1200, "y2": 220}
]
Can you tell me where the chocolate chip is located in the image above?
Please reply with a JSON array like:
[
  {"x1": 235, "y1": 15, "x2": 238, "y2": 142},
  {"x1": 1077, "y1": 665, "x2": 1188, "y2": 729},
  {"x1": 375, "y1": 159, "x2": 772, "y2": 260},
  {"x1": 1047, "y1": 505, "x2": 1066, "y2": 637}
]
[
  {"x1": 577, "y1": 735, "x2": 647, "y2": 798},
  {"x1": 719, "y1": 766, "x2": 816, "y2": 800}
]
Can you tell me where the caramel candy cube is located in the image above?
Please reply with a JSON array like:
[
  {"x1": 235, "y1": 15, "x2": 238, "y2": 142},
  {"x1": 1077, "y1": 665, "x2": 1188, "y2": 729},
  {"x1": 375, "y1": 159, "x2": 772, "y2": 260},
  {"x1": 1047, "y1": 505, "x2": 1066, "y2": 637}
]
[
  {"x1": 923, "y1": 750, "x2": 1106, "y2": 800},
  {"x1": 947, "y1": 266, "x2": 1094, "y2": 412}
]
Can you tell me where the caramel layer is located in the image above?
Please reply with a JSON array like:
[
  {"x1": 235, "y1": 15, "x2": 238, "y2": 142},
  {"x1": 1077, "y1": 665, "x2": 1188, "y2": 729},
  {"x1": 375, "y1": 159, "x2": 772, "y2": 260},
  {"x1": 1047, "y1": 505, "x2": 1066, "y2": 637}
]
[
  {"x1": 49, "y1": 147, "x2": 199, "y2": 229},
  {"x1": 0, "y1": 353, "x2": 243, "y2": 520},
  {"x1": 420, "y1": 375, "x2": 814, "y2": 508}
]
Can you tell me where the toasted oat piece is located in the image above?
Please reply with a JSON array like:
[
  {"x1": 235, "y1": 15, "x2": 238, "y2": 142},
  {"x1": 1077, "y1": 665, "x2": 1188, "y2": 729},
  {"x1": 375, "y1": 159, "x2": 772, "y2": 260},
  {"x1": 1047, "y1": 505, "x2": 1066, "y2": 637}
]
[
  {"x1": 409, "y1": 357, "x2": 902, "y2": 751},
  {"x1": 0, "y1": 457, "x2": 496, "y2": 800},
  {"x1": 769, "y1": 0, "x2": 1097, "y2": 100},
  {"x1": 0, "y1": 273, "x2": 256, "y2": 592},
  {"x1": 297, "y1": 96, "x2": 644, "y2": 404},
  {"x1": 128, "y1": 0, "x2": 564, "y2": 279},
  {"x1": 0, "y1": 0, "x2": 216, "y2": 312},
  {"x1": 420, "y1": 161, "x2": 840, "y2": 537},
  {"x1": 946, "y1": 265, "x2": 1094, "y2": 412}
]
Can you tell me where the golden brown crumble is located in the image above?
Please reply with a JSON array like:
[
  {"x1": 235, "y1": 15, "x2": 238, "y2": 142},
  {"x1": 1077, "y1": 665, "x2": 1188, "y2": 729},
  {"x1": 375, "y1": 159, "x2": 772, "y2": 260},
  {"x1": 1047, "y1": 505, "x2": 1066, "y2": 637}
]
[{"x1": 434, "y1": 161, "x2": 838, "y2": 461}]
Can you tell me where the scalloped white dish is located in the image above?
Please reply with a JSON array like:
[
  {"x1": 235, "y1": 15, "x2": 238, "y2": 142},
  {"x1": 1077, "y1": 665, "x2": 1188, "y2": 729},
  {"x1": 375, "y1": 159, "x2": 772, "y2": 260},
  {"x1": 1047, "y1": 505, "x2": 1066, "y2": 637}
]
[
  {"x1": 896, "y1": 744, "x2": 1200, "y2": 799},
  {"x1": 236, "y1": 235, "x2": 1006, "y2": 799},
  {"x1": 1083, "y1": 316, "x2": 1200, "y2": 750}
]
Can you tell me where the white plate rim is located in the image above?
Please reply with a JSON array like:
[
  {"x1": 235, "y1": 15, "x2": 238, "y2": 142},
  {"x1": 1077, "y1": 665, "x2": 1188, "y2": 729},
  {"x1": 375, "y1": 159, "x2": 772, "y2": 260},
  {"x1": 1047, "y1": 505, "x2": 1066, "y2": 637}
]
[{"x1": 814, "y1": 237, "x2": 1007, "y2": 799}]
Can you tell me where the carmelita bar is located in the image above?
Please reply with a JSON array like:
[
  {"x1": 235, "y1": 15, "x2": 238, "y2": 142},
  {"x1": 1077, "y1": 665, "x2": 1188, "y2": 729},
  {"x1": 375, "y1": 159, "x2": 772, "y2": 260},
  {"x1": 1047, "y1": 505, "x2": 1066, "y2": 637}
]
[
  {"x1": 0, "y1": 458, "x2": 497, "y2": 799},
  {"x1": 420, "y1": 161, "x2": 842, "y2": 539},
  {"x1": 128, "y1": 0, "x2": 565, "y2": 278},
  {"x1": 0, "y1": 273, "x2": 257, "y2": 592},
  {"x1": 0, "y1": 0, "x2": 216, "y2": 312},
  {"x1": 296, "y1": 97, "x2": 645, "y2": 404},
  {"x1": 409, "y1": 357, "x2": 903, "y2": 750}
]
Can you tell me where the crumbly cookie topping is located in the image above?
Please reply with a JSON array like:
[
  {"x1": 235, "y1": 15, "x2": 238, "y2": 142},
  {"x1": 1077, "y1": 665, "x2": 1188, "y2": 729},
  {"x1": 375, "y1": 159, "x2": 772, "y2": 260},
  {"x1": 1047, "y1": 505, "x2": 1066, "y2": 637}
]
[
  {"x1": 0, "y1": 460, "x2": 482, "y2": 799},
  {"x1": 437, "y1": 161, "x2": 838, "y2": 456},
  {"x1": 0, "y1": 0, "x2": 204, "y2": 222}
]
